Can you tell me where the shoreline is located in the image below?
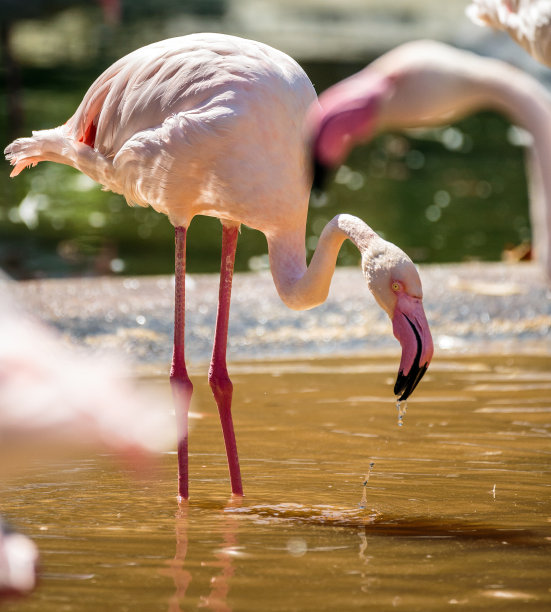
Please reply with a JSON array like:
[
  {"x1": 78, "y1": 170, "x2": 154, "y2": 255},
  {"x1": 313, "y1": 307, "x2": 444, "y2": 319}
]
[{"x1": 10, "y1": 262, "x2": 551, "y2": 368}]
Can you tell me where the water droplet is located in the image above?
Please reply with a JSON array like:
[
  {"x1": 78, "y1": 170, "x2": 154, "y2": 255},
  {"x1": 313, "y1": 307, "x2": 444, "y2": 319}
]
[
  {"x1": 396, "y1": 400, "x2": 408, "y2": 427},
  {"x1": 359, "y1": 462, "x2": 375, "y2": 508}
]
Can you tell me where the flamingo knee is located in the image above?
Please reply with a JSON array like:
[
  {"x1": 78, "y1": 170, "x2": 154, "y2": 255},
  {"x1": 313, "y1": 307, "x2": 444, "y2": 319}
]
[
  {"x1": 170, "y1": 367, "x2": 193, "y2": 399},
  {"x1": 208, "y1": 367, "x2": 233, "y2": 403}
]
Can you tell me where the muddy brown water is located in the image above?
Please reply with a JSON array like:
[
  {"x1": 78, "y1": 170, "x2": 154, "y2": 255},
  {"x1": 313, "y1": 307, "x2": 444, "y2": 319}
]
[{"x1": 2, "y1": 353, "x2": 550, "y2": 611}]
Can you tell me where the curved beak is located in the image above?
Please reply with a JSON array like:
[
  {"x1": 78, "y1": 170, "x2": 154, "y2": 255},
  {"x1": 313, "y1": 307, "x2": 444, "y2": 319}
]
[
  {"x1": 392, "y1": 297, "x2": 433, "y2": 401},
  {"x1": 307, "y1": 72, "x2": 393, "y2": 192}
]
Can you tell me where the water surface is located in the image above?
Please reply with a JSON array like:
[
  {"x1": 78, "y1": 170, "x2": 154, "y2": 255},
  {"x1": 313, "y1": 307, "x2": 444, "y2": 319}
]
[{"x1": 2, "y1": 354, "x2": 550, "y2": 611}]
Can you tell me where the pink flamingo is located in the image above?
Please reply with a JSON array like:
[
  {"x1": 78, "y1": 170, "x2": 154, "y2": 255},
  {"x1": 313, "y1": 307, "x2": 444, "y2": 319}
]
[
  {"x1": 0, "y1": 279, "x2": 173, "y2": 464},
  {"x1": 466, "y1": 0, "x2": 551, "y2": 66},
  {"x1": 4, "y1": 33, "x2": 433, "y2": 500},
  {"x1": 309, "y1": 39, "x2": 551, "y2": 280},
  {"x1": 0, "y1": 279, "x2": 173, "y2": 599}
]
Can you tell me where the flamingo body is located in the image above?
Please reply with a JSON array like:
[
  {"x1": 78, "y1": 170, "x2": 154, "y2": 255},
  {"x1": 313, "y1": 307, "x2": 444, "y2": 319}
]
[
  {"x1": 5, "y1": 34, "x2": 433, "y2": 498},
  {"x1": 7, "y1": 33, "x2": 315, "y2": 233}
]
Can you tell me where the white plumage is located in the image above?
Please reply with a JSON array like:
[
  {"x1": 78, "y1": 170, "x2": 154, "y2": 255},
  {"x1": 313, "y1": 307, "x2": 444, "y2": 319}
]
[
  {"x1": 6, "y1": 33, "x2": 315, "y2": 231},
  {"x1": 467, "y1": 0, "x2": 551, "y2": 66}
]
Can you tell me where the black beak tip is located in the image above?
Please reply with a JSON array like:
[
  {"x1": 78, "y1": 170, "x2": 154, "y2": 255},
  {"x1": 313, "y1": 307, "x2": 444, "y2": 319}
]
[
  {"x1": 311, "y1": 157, "x2": 330, "y2": 192},
  {"x1": 394, "y1": 363, "x2": 428, "y2": 402},
  {"x1": 394, "y1": 314, "x2": 429, "y2": 401},
  {"x1": 397, "y1": 382, "x2": 413, "y2": 402},
  {"x1": 394, "y1": 371, "x2": 407, "y2": 398}
]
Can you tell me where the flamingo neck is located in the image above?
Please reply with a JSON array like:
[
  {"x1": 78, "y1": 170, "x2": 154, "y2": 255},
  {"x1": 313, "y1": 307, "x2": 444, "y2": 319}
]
[
  {"x1": 482, "y1": 72, "x2": 551, "y2": 276},
  {"x1": 267, "y1": 213, "x2": 378, "y2": 311},
  {"x1": 481, "y1": 69, "x2": 551, "y2": 134}
]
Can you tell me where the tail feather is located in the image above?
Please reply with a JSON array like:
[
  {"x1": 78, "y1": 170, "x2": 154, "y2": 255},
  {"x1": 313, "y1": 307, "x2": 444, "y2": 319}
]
[
  {"x1": 8, "y1": 158, "x2": 41, "y2": 178},
  {"x1": 5, "y1": 127, "x2": 74, "y2": 174},
  {"x1": 4, "y1": 126, "x2": 115, "y2": 190}
]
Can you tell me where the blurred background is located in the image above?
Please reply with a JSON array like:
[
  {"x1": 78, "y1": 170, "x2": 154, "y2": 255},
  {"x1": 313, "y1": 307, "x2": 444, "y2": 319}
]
[{"x1": 1, "y1": 0, "x2": 547, "y2": 279}]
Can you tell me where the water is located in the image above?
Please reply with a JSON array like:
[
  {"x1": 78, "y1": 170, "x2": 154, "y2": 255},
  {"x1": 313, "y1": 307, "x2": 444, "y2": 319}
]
[{"x1": 2, "y1": 354, "x2": 550, "y2": 611}]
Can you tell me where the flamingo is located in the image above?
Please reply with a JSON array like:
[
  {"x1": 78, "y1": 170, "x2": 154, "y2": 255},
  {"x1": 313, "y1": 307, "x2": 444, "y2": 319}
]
[
  {"x1": 4, "y1": 33, "x2": 434, "y2": 500},
  {"x1": 0, "y1": 276, "x2": 173, "y2": 599},
  {"x1": 0, "y1": 276, "x2": 173, "y2": 466},
  {"x1": 309, "y1": 39, "x2": 551, "y2": 281},
  {"x1": 466, "y1": 0, "x2": 551, "y2": 67}
]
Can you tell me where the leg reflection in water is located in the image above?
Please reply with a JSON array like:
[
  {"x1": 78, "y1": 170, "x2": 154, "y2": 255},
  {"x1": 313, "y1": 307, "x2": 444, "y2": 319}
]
[
  {"x1": 161, "y1": 504, "x2": 193, "y2": 612},
  {"x1": 198, "y1": 504, "x2": 240, "y2": 611},
  {"x1": 162, "y1": 498, "x2": 241, "y2": 612}
]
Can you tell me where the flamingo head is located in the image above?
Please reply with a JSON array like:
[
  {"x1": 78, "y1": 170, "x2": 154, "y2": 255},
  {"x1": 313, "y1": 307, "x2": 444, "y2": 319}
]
[
  {"x1": 362, "y1": 237, "x2": 434, "y2": 401},
  {"x1": 307, "y1": 71, "x2": 394, "y2": 189}
]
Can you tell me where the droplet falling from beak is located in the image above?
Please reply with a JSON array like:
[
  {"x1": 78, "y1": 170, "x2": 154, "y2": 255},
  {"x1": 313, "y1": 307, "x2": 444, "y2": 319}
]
[{"x1": 396, "y1": 400, "x2": 408, "y2": 427}]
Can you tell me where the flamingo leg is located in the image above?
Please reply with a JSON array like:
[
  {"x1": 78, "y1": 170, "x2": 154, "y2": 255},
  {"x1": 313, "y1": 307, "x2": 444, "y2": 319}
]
[
  {"x1": 170, "y1": 225, "x2": 194, "y2": 500},
  {"x1": 209, "y1": 223, "x2": 243, "y2": 496}
]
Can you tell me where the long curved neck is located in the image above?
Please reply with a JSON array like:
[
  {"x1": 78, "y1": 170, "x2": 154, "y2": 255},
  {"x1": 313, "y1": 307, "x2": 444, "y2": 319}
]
[
  {"x1": 267, "y1": 213, "x2": 377, "y2": 311},
  {"x1": 379, "y1": 55, "x2": 551, "y2": 277},
  {"x1": 483, "y1": 71, "x2": 551, "y2": 276},
  {"x1": 481, "y1": 67, "x2": 551, "y2": 135}
]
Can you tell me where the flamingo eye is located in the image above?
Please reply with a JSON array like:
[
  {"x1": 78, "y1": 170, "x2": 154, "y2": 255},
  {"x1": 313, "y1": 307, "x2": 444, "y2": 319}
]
[{"x1": 392, "y1": 282, "x2": 401, "y2": 292}]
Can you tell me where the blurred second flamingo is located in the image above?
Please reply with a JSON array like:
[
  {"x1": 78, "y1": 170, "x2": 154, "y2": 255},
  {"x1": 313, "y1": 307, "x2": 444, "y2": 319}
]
[{"x1": 309, "y1": 39, "x2": 551, "y2": 280}]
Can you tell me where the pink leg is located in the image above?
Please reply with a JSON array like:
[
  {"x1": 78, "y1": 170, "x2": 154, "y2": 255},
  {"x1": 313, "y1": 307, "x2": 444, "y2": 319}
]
[
  {"x1": 170, "y1": 226, "x2": 193, "y2": 500},
  {"x1": 209, "y1": 224, "x2": 243, "y2": 496}
]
